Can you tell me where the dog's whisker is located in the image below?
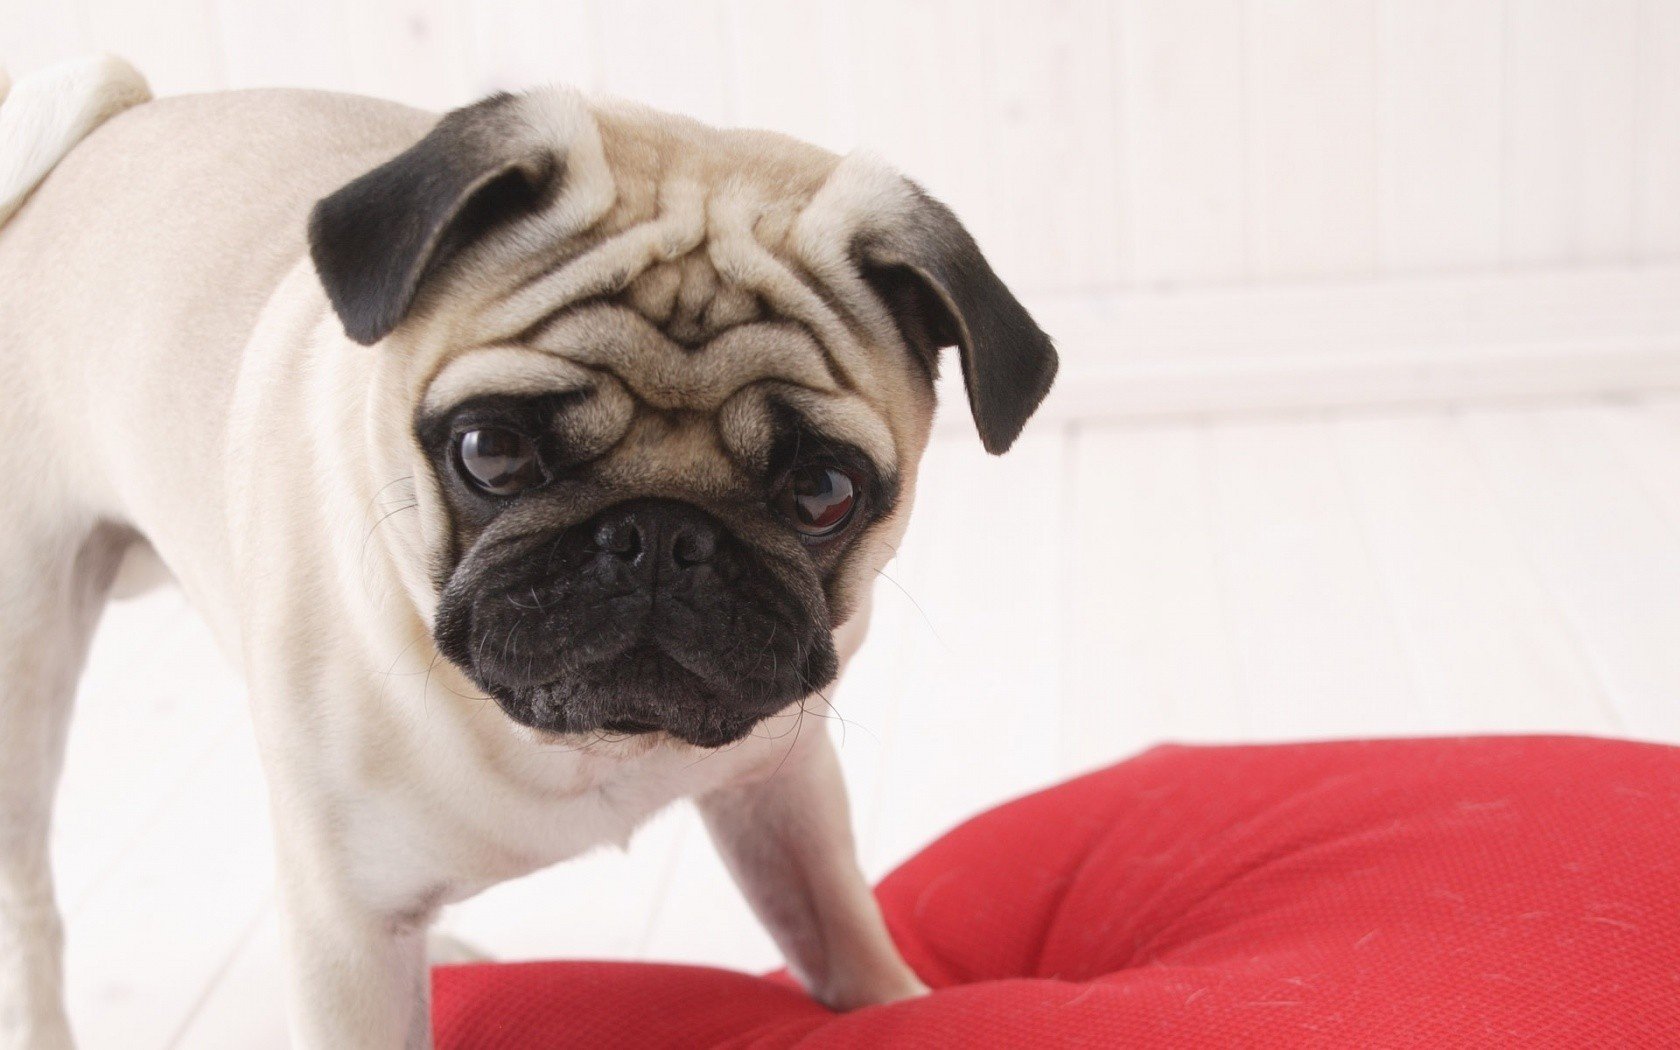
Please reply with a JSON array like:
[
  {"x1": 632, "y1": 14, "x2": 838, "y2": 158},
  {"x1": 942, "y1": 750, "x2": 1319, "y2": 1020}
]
[
  {"x1": 800, "y1": 684, "x2": 875, "y2": 750},
  {"x1": 871, "y1": 566, "x2": 948, "y2": 651},
  {"x1": 764, "y1": 703, "x2": 806, "y2": 783}
]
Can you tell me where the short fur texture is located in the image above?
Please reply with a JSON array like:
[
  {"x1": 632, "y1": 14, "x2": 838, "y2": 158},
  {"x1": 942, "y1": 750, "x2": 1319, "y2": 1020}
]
[
  {"x1": 0, "y1": 65, "x2": 1055, "y2": 1050},
  {"x1": 0, "y1": 55, "x2": 150, "y2": 226}
]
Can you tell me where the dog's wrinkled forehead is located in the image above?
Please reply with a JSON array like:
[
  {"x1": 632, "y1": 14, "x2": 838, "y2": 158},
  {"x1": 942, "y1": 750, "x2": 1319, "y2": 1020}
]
[
  {"x1": 505, "y1": 111, "x2": 856, "y2": 440},
  {"x1": 414, "y1": 98, "x2": 909, "y2": 477},
  {"x1": 594, "y1": 106, "x2": 837, "y2": 345},
  {"x1": 309, "y1": 86, "x2": 1059, "y2": 457},
  {"x1": 446, "y1": 96, "x2": 909, "y2": 412}
]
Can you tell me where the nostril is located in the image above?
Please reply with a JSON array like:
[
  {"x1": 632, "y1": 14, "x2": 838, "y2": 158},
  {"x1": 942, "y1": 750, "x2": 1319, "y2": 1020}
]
[
  {"x1": 594, "y1": 518, "x2": 642, "y2": 561},
  {"x1": 587, "y1": 501, "x2": 724, "y2": 571},
  {"x1": 672, "y1": 527, "x2": 717, "y2": 567}
]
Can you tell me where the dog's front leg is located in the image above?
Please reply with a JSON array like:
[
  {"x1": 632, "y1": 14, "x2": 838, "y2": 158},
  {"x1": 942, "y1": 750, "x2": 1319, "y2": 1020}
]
[
  {"x1": 272, "y1": 823, "x2": 434, "y2": 1050},
  {"x1": 698, "y1": 726, "x2": 927, "y2": 1011}
]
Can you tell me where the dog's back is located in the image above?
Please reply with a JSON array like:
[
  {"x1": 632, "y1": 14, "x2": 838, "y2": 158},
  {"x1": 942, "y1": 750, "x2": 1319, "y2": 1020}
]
[{"x1": 0, "y1": 55, "x2": 151, "y2": 228}]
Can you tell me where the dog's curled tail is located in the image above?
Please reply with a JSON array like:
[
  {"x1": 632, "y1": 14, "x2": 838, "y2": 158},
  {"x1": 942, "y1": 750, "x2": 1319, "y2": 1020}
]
[{"x1": 0, "y1": 54, "x2": 150, "y2": 227}]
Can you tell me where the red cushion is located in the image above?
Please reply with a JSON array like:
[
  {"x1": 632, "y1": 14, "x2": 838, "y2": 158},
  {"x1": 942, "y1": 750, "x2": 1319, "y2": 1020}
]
[{"x1": 433, "y1": 737, "x2": 1680, "y2": 1048}]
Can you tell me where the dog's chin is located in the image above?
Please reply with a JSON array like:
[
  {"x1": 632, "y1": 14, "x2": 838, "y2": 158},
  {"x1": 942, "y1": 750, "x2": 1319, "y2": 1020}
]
[
  {"x1": 485, "y1": 650, "x2": 812, "y2": 750},
  {"x1": 493, "y1": 698, "x2": 772, "y2": 751}
]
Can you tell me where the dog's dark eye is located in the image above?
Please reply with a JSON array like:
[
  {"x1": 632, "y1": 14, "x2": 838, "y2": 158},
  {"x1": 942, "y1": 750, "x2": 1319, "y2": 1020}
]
[
  {"x1": 776, "y1": 466, "x2": 858, "y2": 541},
  {"x1": 456, "y1": 427, "x2": 544, "y2": 496}
]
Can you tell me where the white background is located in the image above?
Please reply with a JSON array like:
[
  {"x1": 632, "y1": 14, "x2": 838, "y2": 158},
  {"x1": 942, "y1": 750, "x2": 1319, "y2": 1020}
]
[{"x1": 4, "y1": 3, "x2": 1680, "y2": 1047}]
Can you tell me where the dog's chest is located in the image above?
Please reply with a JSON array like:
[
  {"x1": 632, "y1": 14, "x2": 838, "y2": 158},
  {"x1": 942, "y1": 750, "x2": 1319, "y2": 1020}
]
[{"x1": 348, "y1": 734, "x2": 774, "y2": 912}]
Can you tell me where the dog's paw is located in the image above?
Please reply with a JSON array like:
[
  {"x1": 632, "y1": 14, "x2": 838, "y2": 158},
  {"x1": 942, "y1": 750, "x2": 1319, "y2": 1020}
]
[
  {"x1": 0, "y1": 923, "x2": 76, "y2": 1050},
  {"x1": 816, "y1": 967, "x2": 930, "y2": 1012}
]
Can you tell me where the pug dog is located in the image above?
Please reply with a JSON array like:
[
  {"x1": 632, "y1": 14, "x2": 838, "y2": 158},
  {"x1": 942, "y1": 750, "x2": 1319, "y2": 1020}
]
[{"x1": 0, "y1": 56, "x2": 1055, "y2": 1049}]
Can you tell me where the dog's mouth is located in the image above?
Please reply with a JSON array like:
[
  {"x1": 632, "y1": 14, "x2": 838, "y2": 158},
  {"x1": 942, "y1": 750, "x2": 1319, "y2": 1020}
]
[
  {"x1": 430, "y1": 508, "x2": 842, "y2": 749},
  {"x1": 477, "y1": 639, "x2": 826, "y2": 750}
]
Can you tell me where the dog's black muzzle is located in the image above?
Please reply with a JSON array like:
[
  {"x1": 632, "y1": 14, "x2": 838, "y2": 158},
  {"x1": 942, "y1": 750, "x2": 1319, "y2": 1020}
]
[{"x1": 434, "y1": 498, "x2": 837, "y2": 747}]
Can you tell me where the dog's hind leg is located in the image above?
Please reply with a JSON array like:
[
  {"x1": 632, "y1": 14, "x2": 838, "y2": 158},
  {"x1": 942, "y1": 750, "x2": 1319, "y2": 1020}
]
[
  {"x1": 0, "y1": 54, "x2": 152, "y2": 1049},
  {"x1": 0, "y1": 522, "x2": 131, "y2": 1050}
]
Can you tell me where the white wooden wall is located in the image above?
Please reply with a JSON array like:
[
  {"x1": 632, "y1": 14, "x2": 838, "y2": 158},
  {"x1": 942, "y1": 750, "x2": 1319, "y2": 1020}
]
[{"x1": 5, "y1": 0, "x2": 1680, "y2": 295}]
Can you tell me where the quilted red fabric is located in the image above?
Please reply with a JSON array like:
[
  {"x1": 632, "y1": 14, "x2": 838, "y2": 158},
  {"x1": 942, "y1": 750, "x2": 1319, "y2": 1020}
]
[{"x1": 433, "y1": 736, "x2": 1680, "y2": 1048}]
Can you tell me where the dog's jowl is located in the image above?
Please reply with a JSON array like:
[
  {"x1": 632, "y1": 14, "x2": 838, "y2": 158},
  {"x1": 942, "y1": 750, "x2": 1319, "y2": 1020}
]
[{"x1": 0, "y1": 57, "x2": 1054, "y2": 1050}]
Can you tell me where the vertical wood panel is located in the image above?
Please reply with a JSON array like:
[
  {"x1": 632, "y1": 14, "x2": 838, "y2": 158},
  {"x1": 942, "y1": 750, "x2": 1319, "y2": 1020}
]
[
  {"x1": 586, "y1": 0, "x2": 735, "y2": 125},
  {"x1": 77, "y1": 0, "x2": 226, "y2": 96},
  {"x1": 1461, "y1": 404, "x2": 1680, "y2": 740},
  {"x1": 462, "y1": 0, "x2": 594, "y2": 97},
  {"x1": 845, "y1": 0, "x2": 993, "y2": 277},
  {"x1": 63, "y1": 734, "x2": 271, "y2": 1050},
  {"x1": 216, "y1": 0, "x2": 354, "y2": 93},
  {"x1": 724, "y1": 0, "x2": 852, "y2": 151},
  {"x1": 1585, "y1": 395, "x2": 1680, "y2": 542},
  {"x1": 1376, "y1": 0, "x2": 1503, "y2": 271},
  {"x1": 1120, "y1": 0, "x2": 1247, "y2": 286},
  {"x1": 1635, "y1": 0, "x2": 1680, "y2": 261},
  {"x1": 1061, "y1": 422, "x2": 1242, "y2": 770},
  {"x1": 975, "y1": 0, "x2": 1126, "y2": 290},
  {"x1": 8, "y1": 1, "x2": 1677, "y2": 285},
  {"x1": 1502, "y1": 0, "x2": 1640, "y2": 265},
  {"x1": 0, "y1": 1, "x2": 91, "y2": 77},
  {"x1": 340, "y1": 0, "x2": 475, "y2": 109},
  {"x1": 1206, "y1": 414, "x2": 1419, "y2": 737},
  {"x1": 1332, "y1": 411, "x2": 1615, "y2": 733},
  {"x1": 1245, "y1": 0, "x2": 1379, "y2": 279}
]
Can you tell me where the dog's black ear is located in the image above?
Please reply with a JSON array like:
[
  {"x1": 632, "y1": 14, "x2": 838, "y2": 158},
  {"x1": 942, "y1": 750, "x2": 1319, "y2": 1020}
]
[
  {"x1": 308, "y1": 93, "x2": 559, "y2": 345},
  {"x1": 856, "y1": 185, "x2": 1057, "y2": 455}
]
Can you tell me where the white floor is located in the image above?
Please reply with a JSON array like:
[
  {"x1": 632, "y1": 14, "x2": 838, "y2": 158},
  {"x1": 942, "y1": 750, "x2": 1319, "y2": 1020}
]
[{"x1": 52, "y1": 394, "x2": 1680, "y2": 1049}]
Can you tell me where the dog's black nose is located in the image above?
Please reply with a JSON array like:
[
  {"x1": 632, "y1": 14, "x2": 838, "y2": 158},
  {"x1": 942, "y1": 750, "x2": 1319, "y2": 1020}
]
[{"x1": 589, "y1": 499, "x2": 720, "y2": 572}]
